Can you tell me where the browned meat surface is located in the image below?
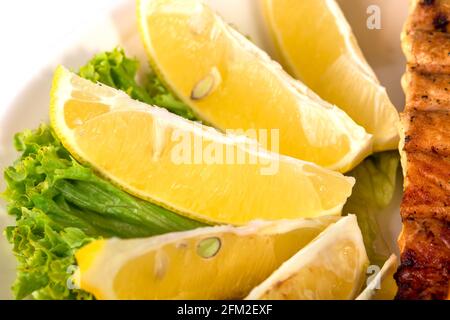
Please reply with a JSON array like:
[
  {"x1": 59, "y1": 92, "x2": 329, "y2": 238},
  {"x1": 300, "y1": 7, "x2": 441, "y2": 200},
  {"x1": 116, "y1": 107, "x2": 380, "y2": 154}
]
[
  {"x1": 396, "y1": 218, "x2": 450, "y2": 300},
  {"x1": 403, "y1": 68, "x2": 450, "y2": 110},
  {"x1": 402, "y1": 30, "x2": 450, "y2": 74},
  {"x1": 401, "y1": 152, "x2": 450, "y2": 208},
  {"x1": 396, "y1": 0, "x2": 450, "y2": 300},
  {"x1": 402, "y1": 206, "x2": 450, "y2": 221},
  {"x1": 405, "y1": 0, "x2": 450, "y2": 32},
  {"x1": 402, "y1": 111, "x2": 450, "y2": 156}
]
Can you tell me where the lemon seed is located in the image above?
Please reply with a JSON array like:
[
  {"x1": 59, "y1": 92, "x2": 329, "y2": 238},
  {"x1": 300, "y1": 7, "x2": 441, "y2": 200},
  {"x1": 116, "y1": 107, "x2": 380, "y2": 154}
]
[
  {"x1": 191, "y1": 67, "x2": 221, "y2": 100},
  {"x1": 197, "y1": 237, "x2": 221, "y2": 258}
]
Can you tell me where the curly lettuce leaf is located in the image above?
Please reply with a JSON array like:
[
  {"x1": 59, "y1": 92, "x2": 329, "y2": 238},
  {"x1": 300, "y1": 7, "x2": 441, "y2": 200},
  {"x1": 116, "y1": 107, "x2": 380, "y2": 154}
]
[
  {"x1": 5, "y1": 209, "x2": 94, "y2": 300},
  {"x1": 79, "y1": 47, "x2": 197, "y2": 120},
  {"x1": 4, "y1": 125, "x2": 205, "y2": 299},
  {"x1": 343, "y1": 151, "x2": 400, "y2": 267}
]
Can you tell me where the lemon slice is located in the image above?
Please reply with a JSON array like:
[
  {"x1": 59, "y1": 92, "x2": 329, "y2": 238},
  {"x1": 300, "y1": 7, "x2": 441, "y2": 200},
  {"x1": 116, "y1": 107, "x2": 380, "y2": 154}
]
[
  {"x1": 75, "y1": 216, "x2": 338, "y2": 299},
  {"x1": 245, "y1": 215, "x2": 368, "y2": 300},
  {"x1": 50, "y1": 66, "x2": 355, "y2": 225},
  {"x1": 137, "y1": 0, "x2": 372, "y2": 172},
  {"x1": 261, "y1": 0, "x2": 399, "y2": 152},
  {"x1": 356, "y1": 254, "x2": 398, "y2": 300}
]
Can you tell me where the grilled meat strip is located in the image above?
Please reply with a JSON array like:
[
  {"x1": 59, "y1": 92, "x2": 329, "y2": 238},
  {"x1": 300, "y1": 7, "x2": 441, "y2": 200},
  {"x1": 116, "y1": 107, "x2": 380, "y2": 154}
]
[{"x1": 396, "y1": 0, "x2": 450, "y2": 300}]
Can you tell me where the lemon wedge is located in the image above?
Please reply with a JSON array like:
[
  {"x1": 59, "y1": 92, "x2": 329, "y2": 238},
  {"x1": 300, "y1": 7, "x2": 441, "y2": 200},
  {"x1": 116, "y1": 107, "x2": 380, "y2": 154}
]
[
  {"x1": 261, "y1": 0, "x2": 399, "y2": 151},
  {"x1": 75, "y1": 217, "x2": 338, "y2": 299},
  {"x1": 137, "y1": 0, "x2": 372, "y2": 172},
  {"x1": 245, "y1": 215, "x2": 368, "y2": 300},
  {"x1": 356, "y1": 254, "x2": 398, "y2": 300},
  {"x1": 50, "y1": 66, "x2": 355, "y2": 225}
]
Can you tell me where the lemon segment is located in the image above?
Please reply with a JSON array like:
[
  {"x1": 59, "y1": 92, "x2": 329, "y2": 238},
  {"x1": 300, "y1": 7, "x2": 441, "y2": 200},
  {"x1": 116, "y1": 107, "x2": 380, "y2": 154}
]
[
  {"x1": 75, "y1": 217, "x2": 338, "y2": 299},
  {"x1": 137, "y1": 0, "x2": 373, "y2": 172},
  {"x1": 356, "y1": 254, "x2": 398, "y2": 300},
  {"x1": 261, "y1": 0, "x2": 399, "y2": 152},
  {"x1": 50, "y1": 66, "x2": 355, "y2": 225},
  {"x1": 245, "y1": 215, "x2": 368, "y2": 300}
]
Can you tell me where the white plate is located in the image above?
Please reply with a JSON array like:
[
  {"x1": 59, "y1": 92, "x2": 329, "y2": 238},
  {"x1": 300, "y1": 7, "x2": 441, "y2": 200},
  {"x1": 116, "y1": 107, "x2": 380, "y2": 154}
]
[{"x1": 0, "y1": 0, "x2": 408, "y2": 299}]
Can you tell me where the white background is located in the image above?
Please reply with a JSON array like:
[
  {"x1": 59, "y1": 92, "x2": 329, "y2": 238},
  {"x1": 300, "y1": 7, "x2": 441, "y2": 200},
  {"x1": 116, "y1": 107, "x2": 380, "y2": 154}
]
[{"x1": 0, "y1": 0, "x2": 125, "y2": 111}]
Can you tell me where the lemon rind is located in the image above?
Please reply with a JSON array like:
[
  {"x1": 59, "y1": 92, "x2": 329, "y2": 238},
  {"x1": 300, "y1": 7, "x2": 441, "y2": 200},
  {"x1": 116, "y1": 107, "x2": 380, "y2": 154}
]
[
  {"x1": 137, "y1": 0, "x2": 373, "y2": 172},
  {"x1": 76, "y1": 216, "x2": 339, "y2": 299},
  {"x1": 261, "y1": 0, "x2": 399, "y2": 153},
  {"x1": 50, "y1": 66, "x2": 355, "y2": 226},
  {"x1": 245, "y1": 214, "x2": 369, "y2": 300}
]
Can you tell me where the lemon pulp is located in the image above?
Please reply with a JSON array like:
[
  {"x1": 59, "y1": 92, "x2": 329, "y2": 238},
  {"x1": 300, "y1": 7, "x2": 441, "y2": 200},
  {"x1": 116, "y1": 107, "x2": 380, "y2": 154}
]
[
  {"x1": 246, "y1": 215, "x2": 369, "y2": 300},
  {"x1": 138, "y1": 0, "x2": 373, "y2": 172},
  {"x1": 75, "y1": 217, "x2": 337, "y2": 299},
  {"x1": 50, "y1": 66, "x2": 355, "y2": 225},
  {"x1": 261, "y1": 0, "x2": 399, "y2": 151}
]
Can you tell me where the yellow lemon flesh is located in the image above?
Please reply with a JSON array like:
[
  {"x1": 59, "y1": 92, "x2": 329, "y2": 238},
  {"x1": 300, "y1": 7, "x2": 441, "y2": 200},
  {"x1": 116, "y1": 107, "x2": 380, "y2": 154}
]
[
  {"x1": 137, "y1": 0, "x2": 372, "y2": 172},
  {"x1": 75, "y1": 217, "x2": 338, "y2": 299},
  {"x1": 50, "y1": 66, "x2": 355, "y2": 225},
  {"x1": 356, "y1": 254, "x2": 398, "y2": 300},
  {"x1": 245, "y1": 215, "x2": 368, "y2": 300},
  {"x1": 261, "y1": 0, "x2": 399, "y2": 152}
]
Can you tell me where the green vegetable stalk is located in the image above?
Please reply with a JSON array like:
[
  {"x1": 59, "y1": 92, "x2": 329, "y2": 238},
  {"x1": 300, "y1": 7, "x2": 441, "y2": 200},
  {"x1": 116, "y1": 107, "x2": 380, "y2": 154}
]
[{"x1": 343, "y1": 151, "x2": 400, "y2": 267}]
